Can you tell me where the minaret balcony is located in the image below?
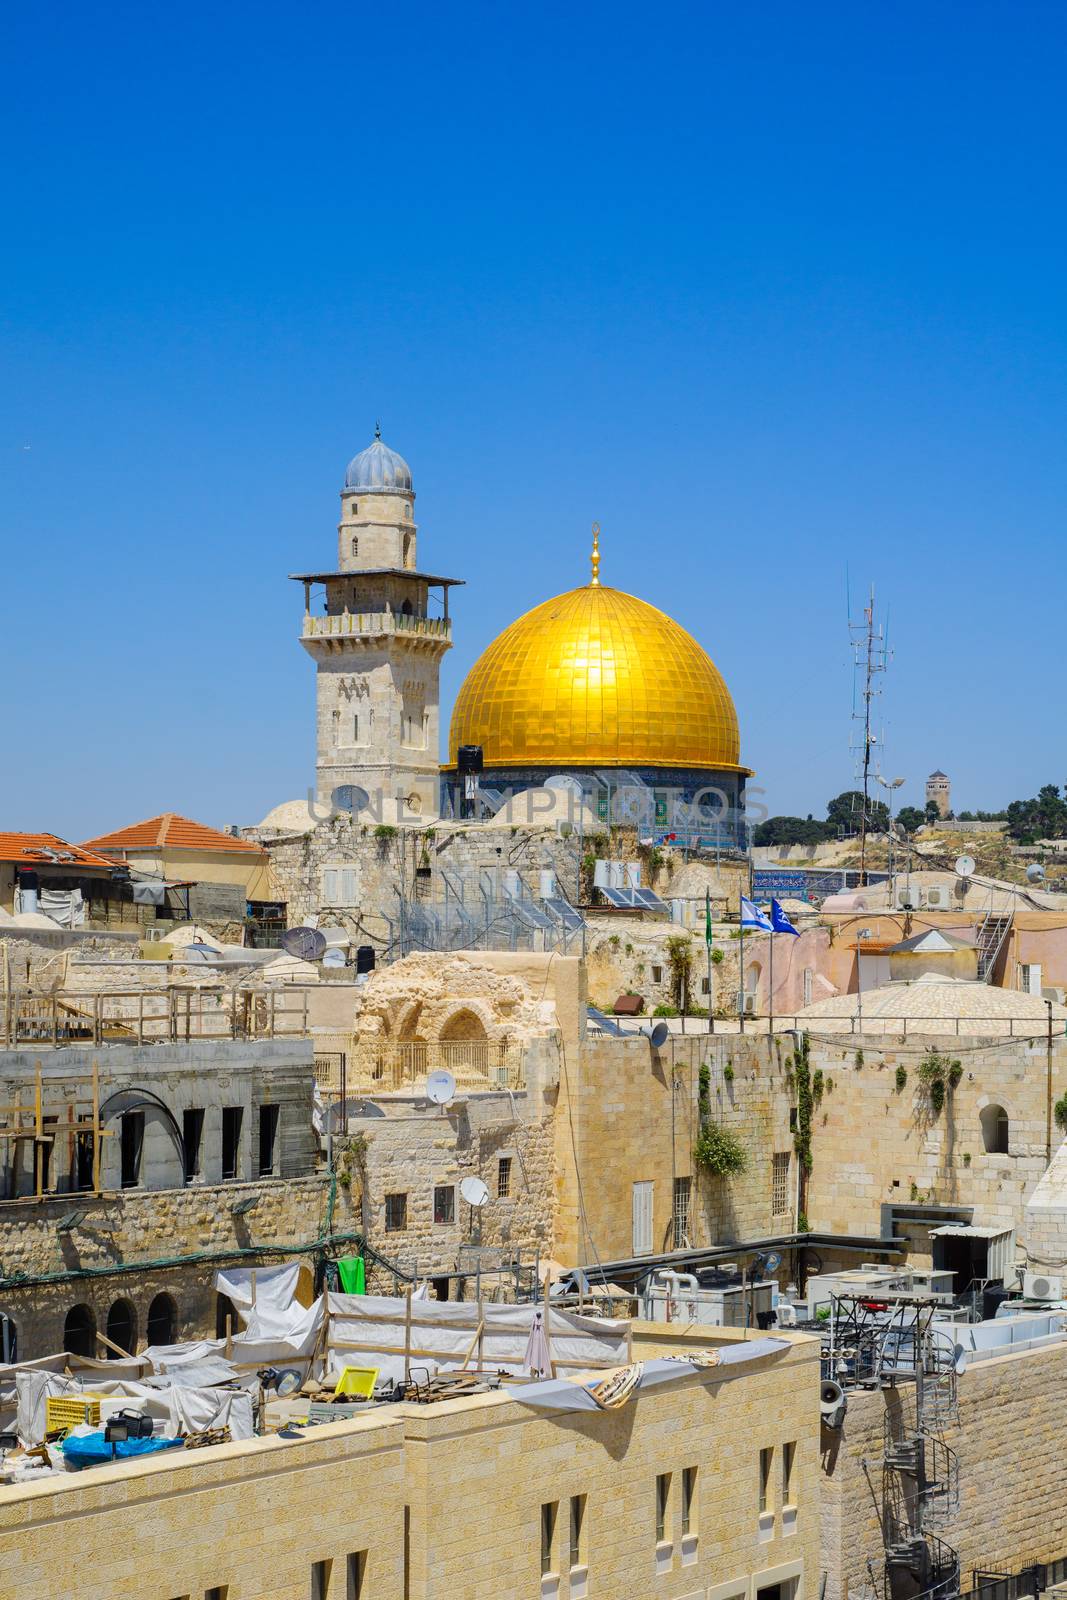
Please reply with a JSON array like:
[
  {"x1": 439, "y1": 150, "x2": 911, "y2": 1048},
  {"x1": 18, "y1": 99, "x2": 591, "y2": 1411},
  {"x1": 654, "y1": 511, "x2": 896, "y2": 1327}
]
[{"x1": 301, "y1": 610, "x2": 452, "y2": 646}]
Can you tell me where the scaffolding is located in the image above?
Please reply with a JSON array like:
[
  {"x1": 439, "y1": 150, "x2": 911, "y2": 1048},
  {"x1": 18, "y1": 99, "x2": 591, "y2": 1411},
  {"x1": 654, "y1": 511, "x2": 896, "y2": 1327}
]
[
  {"x1": 829, "y1": 1295, "x2": 961, "y2": 1600},
  {"x1": 384, "y1": 866, "x2": 585, "y2": 959}
]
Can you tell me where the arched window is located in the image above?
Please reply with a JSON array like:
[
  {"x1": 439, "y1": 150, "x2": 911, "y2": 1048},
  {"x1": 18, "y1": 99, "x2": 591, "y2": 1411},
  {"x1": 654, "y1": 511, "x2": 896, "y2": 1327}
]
[
  {"x1": 146, "y1": 1292, "x2": 177, "y2": 1347},
  {"x1": 401, "y1": 599, "x2": 413, "y2": 616},
  {"x1": 403, "y1": 532, "x2": 413, "y2": 568},
  {"x1": 63, "y1": 1303, "x2": 96, "y2": 1359},
  {"x1": 105, "y1": 1298, "x2": 137, "y2": 1358},
  {"x1": 981, "y1": 1104, "x2": 1010, "y2": 1154}
]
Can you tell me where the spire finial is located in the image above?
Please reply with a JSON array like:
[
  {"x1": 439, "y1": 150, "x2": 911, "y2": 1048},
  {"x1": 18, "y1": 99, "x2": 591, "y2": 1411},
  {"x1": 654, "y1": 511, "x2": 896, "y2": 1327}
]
[
  {"x1": 374, "y1": 418, "x2": 382, "y2": 440},
  {"x1": 590, "y1": 522, "x2": 601, "y2": 586}
]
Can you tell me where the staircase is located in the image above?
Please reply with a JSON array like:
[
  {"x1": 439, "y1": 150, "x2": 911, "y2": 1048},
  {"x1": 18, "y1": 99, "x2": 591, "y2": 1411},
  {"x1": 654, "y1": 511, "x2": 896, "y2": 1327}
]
[
  {"x1": 880, "y1": 1324, "x2": 961, "y2": 1600},
  {"x1": 976, "y1": 912, "x2": 1013, "y2": 982}
]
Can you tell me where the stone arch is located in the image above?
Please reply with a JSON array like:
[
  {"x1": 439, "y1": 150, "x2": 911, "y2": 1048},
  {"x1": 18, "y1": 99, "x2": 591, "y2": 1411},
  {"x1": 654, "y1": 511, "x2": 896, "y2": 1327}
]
[
  {"x1": 438, "y1": 1007, "x2": 489, "y2": 1043},
  {"x1": 396, "y1": 1002, "x2": 425, "y2": 1042},
  {"x1": 146, "y1": 1292, "x2": 177, "y2": 1347},
  {"x1": 980, "y1": 1103, "x2": 1010, "y2": 1155},
  {"x1": 63, "y1": 1303, "x2": 96, "y2": 1359},
  {"x1": 105, "y1": 1298, "x2": 137, "y2": 1358}
]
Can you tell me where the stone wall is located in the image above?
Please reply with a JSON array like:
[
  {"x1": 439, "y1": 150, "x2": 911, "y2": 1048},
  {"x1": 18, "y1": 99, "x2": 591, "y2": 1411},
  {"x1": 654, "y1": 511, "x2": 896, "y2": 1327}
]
[
  {"x1": 821, "y1": 1338, "x2": 1067, "y2": 1600},
  {"x1": 0, "y1": 1173, "x2": 355, "y2": 1356}
]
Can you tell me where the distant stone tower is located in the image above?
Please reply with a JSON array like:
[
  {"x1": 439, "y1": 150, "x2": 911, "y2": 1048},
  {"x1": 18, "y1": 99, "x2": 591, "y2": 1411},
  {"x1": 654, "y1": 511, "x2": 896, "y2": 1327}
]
[
  {"x1": 293, "y1": 429, "x2": 461, "y2": 816},
  {"x1": 926, "y1": 769, "x2": 951, "y2": 818}
]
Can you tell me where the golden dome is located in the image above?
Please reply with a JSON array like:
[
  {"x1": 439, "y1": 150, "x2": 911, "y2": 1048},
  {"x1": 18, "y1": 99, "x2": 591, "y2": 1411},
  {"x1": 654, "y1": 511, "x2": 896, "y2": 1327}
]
[{"x1": 448, "y1": 579, "x2": 747, "y2": 772}]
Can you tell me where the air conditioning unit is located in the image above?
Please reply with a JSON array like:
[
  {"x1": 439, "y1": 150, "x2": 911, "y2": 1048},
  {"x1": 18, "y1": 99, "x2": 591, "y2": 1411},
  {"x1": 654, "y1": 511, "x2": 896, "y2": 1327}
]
[
  {"x1": 735, "y1": 992, "x2": 756, "y2": 1017},
  {"x1": 144, "y1": 928, "x2": 165, "y2": 943},
  {"x1": 1023, "y1": 1270, "x2": 1063, "y2": 1301},
  {"x1": 925, "y1": 887, "x2": 952, "y2": 909},
  {"x1": 897, "y1": 892, "x2": 918, "y2": 911}
]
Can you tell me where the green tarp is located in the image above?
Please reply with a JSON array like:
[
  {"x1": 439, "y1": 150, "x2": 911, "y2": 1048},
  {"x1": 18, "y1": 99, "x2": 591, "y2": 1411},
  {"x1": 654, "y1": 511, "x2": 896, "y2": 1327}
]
[{"x1": 337, "y1": 1255, "x2": 366, "y2": 1294}]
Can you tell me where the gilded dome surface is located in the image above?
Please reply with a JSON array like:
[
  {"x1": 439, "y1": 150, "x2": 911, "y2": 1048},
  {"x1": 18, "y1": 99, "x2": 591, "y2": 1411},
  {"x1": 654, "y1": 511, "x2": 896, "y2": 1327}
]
[{"x1": 448, "y1": 582, "x2": 745, "y2": 771}]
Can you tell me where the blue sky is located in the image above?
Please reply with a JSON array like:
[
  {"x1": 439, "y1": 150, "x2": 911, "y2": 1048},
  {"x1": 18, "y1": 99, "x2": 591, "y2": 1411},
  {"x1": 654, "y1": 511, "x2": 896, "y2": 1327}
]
[{"x1": 4, "y1": 2, "x2": 1066, "y2": 837}]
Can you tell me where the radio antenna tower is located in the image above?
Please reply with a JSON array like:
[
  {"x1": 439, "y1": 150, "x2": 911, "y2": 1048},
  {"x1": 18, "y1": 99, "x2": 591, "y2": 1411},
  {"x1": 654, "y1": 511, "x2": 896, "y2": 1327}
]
[{"x1": 849, "y1": 585, "x2": 889, "y2": 887}]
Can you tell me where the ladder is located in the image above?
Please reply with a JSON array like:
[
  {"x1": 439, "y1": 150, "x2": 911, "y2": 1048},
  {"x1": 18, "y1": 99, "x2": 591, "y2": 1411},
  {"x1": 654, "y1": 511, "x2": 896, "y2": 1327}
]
[{"x1": 976, "y1": 911, "x2": 1012, "y2": 982}]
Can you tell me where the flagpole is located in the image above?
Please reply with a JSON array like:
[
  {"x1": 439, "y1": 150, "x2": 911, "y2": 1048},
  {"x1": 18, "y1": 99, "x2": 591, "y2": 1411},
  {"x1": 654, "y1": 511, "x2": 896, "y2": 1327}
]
[
  {"x1": 738, "y1": 889, "x2": 745, "y2": 1034},
  {"x1": 706, "y1": 888, "x2": 714, "y2": 1035},
  {"x1": 768, "y1": 924, "x2": 774, "y2": 1036}
]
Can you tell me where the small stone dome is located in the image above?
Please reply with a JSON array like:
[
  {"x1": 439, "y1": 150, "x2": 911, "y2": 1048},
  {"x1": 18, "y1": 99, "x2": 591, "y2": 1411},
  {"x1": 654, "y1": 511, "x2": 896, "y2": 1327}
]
[{"x1": 344, "y1": 427, "x2": 412, "y2": 493}]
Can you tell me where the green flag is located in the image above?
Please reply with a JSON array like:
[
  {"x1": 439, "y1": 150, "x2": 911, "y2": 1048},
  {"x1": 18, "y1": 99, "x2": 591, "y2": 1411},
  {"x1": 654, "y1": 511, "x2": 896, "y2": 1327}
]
[{"x1": 705, "y1": 888, "x2": 713, "y2": 947}]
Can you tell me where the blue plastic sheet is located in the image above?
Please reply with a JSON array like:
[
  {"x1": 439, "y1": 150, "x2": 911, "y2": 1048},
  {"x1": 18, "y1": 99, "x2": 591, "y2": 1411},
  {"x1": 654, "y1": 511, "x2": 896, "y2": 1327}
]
[{"x1": 61, "y1": 1431, "x2": 184, "y2": 1470}]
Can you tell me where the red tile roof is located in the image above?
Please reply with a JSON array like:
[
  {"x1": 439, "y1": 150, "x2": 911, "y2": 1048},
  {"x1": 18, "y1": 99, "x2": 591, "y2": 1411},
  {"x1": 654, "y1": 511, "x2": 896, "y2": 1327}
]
[
  {"x1": 81, "y1": 813, "x2": 266, "y2": 857},
  {"x1": 0, "y1": 833, "x2": 115, "y2": 870}
]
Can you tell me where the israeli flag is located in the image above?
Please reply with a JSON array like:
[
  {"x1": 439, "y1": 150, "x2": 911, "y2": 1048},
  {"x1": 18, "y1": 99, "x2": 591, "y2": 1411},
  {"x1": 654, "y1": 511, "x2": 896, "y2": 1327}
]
[
  {"x1": 740, "y1": 895, "x2": 773, "y2": 932},
  {"x1": 771, "y1": 898, "x2": 800, "y2": 936}
]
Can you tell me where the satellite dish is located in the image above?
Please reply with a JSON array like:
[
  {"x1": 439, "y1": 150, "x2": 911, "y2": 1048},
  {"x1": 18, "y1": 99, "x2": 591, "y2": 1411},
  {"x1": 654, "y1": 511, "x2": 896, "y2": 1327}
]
[
  {"x1": 460, "y1": 1176, "x2": 490, "y2": 1208},
  {"x1": 426, "y1": 1070, "x2": 456, "y2": 1106},
  {"x1": 321, "y1": 947, "x2": 346, "y2": 969},
  {"x1": 642, "y1": 1021, "x2": 670, "y2": 1048},
  {"x1": 764, "y1": 1251, "x2": 783, "y2": 1276},
  {"x1": 282, "y1": 927, "x2": 328, "y2": 961},
  {"x1": 955, "y1": 855, "x2": 976, "y2": 878},
  {"x1": 545, "y1": 774, "x2": 584, "y2": 796},
  {"x1": 1027, "y1": 862, "x2": 1046, "y2": 884}
]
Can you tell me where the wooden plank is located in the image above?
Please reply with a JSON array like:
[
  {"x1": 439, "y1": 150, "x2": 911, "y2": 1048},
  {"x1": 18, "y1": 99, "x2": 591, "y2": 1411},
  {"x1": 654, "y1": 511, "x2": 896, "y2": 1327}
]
[
  {"x1": 403, "y1": 1286, "x2": 412, "y2": 1383},
  {"x1": 91, "y1": 1061, "x2": 102, "y2": 1195}
]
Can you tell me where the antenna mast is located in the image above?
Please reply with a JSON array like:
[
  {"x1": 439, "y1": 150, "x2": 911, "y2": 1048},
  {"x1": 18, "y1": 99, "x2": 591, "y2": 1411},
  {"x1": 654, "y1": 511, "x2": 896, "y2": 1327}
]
[{"x1": 849, "y1": 585, "x2": 888, "y2": 887}]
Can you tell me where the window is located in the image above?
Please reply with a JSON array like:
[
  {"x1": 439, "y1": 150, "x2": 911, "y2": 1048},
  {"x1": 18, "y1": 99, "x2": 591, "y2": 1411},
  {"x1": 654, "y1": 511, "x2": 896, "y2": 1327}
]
[
  {"x1": 222, "y1": 1107, "x2": 243, "y2": 1181},
  {"x1": 651, "y1": 965, "x2": 663, "y2": 985},
  {"x1": 75, "y1": 1131, "x2": 94, "y2": 1191},
  {"x1": 497, "y1": 1156, "x2": 512, "y2": 1199},
  {"x1": 258, "y1": 1104, "x2": 280, "y2": 1177},
  {"x1": 771, "y1": 1152, "x2": 791, "y2": 1216},
  {"x1": 183, "y1": 1108, "x2": 204, "y2": 1181},
  {"x1": 385, "y1": 1192, "x2": 407, "y2": 1232},
  {"x1": 433, "y1": 1185, "x2": 455, "y2": 1224},
  {"x1": 351, "y1": 535, "x2": 359, "y2": 557},
  {"x1": 346, "y1": 1553, "x2": 366, "y2": 1598},
  {"x1": 120, "y1": 1111, "x2": 144, "y2": 1188},
  {"x1": 569, "y1": 1494, "x2": 586, "y2": 1569},
  {"x1": 205, "y1": 1589, "x2": 229, "y2": 1600},
  {"x1": 147, "y1": 1292, "x2": 177, "y2": 1346},
  {"x1": 655, "y1": 1472, "x2": 672, "y2": 1543},
  {"x1": 311, "y1": 1559, "x2": 332, "y2": 1600},
  {"x1": 981, "y1": 1103, "x2": 1010, "y2": 1154},
  {"x1": 323, "y1": 866, "x2": 358, "y2": 906},
  {"x1": 701, "y1": 976, "x2": 710, "y2": 994},
  {"x1": 672, "y1": 1176, "x2": 691, "y2": 1249},
  {"x1": 632, "y1": 1180, "x2": 654, "y2": 1256},
  {"x1": 541, "y1": 1500, "x2": 558, "y2": 1576},
  {"x1": 681, "y1": 1466, "x2": 697, "y2": 1537},
  {"x1": 782, "y1": 1440, "x2": 796, "y2": 1505},
  {"x1": 352, "y1": 714, "x2": 361, "y2": 744},
  {"x1": 759, "y1": 1447, "x2": 773, "y2": 1513}
]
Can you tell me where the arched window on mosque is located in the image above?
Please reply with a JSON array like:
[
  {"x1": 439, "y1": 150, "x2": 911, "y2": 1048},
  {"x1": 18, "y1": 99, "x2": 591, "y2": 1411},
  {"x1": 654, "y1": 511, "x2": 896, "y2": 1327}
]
[{"x1": 981, "y1": 1104, "x2": 1010, "y2": 1155}]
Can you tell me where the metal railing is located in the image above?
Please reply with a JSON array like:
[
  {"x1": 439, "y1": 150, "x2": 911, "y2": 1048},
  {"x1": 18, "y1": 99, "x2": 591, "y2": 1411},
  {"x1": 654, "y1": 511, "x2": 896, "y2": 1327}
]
[
  {"x1": 315, "y1": 1037, "x2": 525, "y2": 1094},
  {"x1": 1, "y1": 987, "x2": 311, "y2": 1047},
  {"x1": 302, "y1": 611, "x2": 451, "y2": 641}
]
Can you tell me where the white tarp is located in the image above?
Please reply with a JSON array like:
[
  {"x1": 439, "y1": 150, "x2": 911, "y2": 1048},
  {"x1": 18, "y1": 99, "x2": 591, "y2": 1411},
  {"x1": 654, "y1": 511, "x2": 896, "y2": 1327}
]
[
  {"x1": 216, "y1": 1263, "x2": 303, "y2": 1315},
  {"x1": 14, "y1": 1368, "x2": 255, "y2": 1445},
  {"x1": 515, "y1": 1339, "x2": 790, "y2": 1414},
  {"x1": 324, "y1": 1293, "x2": 630, "y2": 1383}
]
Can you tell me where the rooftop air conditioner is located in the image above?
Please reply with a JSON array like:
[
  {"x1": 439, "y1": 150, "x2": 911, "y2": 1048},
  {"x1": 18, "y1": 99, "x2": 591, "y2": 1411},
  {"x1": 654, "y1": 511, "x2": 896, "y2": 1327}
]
[
  {"x1": 1023, "y1": 1270, "x2": 1063, "y2": 1301},
  {"x1": 144, "y1": 928, "x2": 165, "y2": 943},
  {"x1": 925, "y1": 887, "x2": 952, "y2": 909}
]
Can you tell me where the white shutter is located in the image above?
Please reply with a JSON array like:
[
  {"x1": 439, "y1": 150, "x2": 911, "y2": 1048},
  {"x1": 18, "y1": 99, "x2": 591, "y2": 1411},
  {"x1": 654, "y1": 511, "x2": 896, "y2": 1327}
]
[
  {"x1": 323, "y1": 868, "x2": 339, "y2": 904},
  {"x1": 341, "y1": 869, "x2": 357, "y2": 906},
  {"x1": 632, "y1": 1181, "x2": 654, "y2": 1256}
]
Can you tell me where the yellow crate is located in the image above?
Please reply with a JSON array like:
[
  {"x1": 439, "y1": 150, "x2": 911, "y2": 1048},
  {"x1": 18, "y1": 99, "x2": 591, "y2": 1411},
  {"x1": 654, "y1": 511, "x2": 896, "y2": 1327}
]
[
  {"x1": 333, "y1": 1366, "x2": 378, "y2": 1399},
  {"x1": 46, "y1": 1395, "x2": 101, "y2": 1434}
]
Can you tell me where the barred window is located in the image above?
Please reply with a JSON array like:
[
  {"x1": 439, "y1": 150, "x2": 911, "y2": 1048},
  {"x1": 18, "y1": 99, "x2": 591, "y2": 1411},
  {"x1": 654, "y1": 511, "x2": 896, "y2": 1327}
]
[
  {"x1": 771, "y1": 1152, "x2": 790, "y2": 1216},
  {"x1": 497, "y1": 1156, "x2": 512, "y2": 1199},
  {"x1": 384, "y1": 1192, "x2": 407, "y2": 1232},
  {"x1": 673, "y1": 1176, "x2": 691, "y2": 1249},
  {"x1": 433, "y1": 1185, "x2": 455, "y2": 1225}
]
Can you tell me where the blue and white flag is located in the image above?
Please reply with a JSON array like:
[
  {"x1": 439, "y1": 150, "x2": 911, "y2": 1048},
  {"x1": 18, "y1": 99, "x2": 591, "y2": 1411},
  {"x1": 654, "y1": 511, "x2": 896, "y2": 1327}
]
[
  {"x1": 740, "y1": 895, "x2": 773, "y2": 932},
  {"x1": 770, "y1": 898, "x2": 800, "y2": 936}
]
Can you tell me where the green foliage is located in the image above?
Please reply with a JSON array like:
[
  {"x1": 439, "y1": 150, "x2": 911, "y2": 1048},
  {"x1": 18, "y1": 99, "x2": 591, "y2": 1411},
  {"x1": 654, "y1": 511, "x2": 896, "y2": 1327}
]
[
  {"x1": 665, "y1": 934, "x2": 694, "y2": 1009},
  {"x1": 335, "y1": 1132, "x2": 368, "y2": 1191},
  {"x1": 373, "y1": 823, "x2": 397, "y2": 840},
  {"x1": 652, "y1": 1003, "x2": 679, "y2": 1018},
  {"x1": 797, "y1": 1211, "x2": 812, "y2": 1233},
  {"x1": 962, "y1": 1152, "x2": 971, "y2": 1166},
  {"x1": 698, "y1": 1063, "x2": 711, "y2": 1121},
  {"x1": 609, "y1": 934, "x2": 621, "y2": 949},
  {"x1": 791, "y1": 1032, "x2": 814, "y2": 1175},
  {"x1": 711, "y1": 948, "x2": 725, "y2": 966},
  {"x1": 1005, "y1": 784, "x2": 1067, "y2": 844},
  {"x1": 917, "y1": 1052, "x2": 962, "y2": 1116},
  {"x1": 896, "y1": 806, "x2": 926, "y2": 835},
  {"x1": 753, "y1": 815, "x2": 833, "y2": 847},
  {"x1": 826, "y1": 1075, "x2": 834, "y2": 1093},
  {"x1": 895, "y1": 1065, "x2": 908, "y2": 1093},
  {"x1": 815, "y1": 1304, "x2": 831, "y2": 1322},
  {"x1": 854, "y1": 1049, "x2": 864, "y2": 1068},
  {"x1": 1055, "y1": 1093, "x2": 1067, "y2": 1134},
  {"x1": 812, "y1": 1068, "x2": 824, "y2": 1105},
  {"x1": 693, "y1": 1121, "x2": 747, "y2": 1178},
  {"x1": 825, "y1": 789, "x2": 890, "y2": 836},
  {"x1": 723, "y1": 1063, "x2": 735, "y2": 1083}
]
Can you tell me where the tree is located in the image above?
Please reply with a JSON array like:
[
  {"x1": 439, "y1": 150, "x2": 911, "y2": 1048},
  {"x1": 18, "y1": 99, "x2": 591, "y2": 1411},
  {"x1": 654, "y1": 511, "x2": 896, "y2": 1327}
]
[
  {"x1": 925, "y1": 801, "x2": 942, "y2": 825},
  {"x1": 825, "y1": 790, "x2": 890, "y2": 837},
  {"x1": 753, "y1": 815, "x2": 832, "y2": 847},
  {"x1": 896, "y1": 806, "x2": 925, "y2": 835},
  {"x1": 1005, "y1": 785, "x2": 1067, "y2": 843}
]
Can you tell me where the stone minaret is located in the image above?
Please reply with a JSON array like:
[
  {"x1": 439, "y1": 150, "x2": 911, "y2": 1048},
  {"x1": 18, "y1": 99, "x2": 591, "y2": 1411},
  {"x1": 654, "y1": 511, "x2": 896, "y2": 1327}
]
[
  {"x1": 925, "y1": 770, "x2": 951, "y2": 818},
  {"x1": 293, "y1": 429, "x2": 461, "y2": 817}
]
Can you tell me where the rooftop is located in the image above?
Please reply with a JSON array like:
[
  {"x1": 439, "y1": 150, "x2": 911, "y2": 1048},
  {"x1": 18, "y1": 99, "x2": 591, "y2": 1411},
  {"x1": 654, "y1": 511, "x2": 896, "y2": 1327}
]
[
  {"x1": 82, "y1": 814, "x2": 266, "y2": 857},
  {"x1": 0, "y1": 833, "x2": 114, "y2": 871}
]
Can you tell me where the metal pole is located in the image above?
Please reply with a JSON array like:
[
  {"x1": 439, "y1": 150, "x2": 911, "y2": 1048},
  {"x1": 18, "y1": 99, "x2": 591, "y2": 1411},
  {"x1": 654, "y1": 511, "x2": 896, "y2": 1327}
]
[
  {"x1": 738, "y1": 892, "x2": 745, "y2": 1033},
  {"x1": 707, "y1": 935, "x2": 713, "y2": 1035},
  {"x1": 1047, "y1": 998, "x2": 1054, "y2": 1165},
  {"x1": 768, "y1": 931, "x2": 774, "y2": 1036}
]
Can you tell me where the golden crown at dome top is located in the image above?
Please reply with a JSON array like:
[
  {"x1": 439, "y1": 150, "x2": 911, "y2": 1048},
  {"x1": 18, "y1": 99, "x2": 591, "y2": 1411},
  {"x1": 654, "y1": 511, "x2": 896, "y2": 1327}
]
[{"x1": 447, "y1": 543, "x2": 747, "y2": 772}]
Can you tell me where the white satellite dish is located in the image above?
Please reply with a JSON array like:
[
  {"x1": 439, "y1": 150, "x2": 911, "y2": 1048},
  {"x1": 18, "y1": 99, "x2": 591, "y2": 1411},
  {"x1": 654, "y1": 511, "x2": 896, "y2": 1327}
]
[
  {"x1": 321, "y1": 947, "x2": 346, "y2": 969},
  {"x1": 955, "y1": 855, "x2": 976, "y2": 878},
  {"x1": 426, "y1": 1070, "x2": 456, "y2": 1106},
  {"x1": 1027, "y1": 862, "x2": 1046, "y2": 884},
  {"x1": 460, "y1": 1176, "x2": 490, "y2": 1208}
]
